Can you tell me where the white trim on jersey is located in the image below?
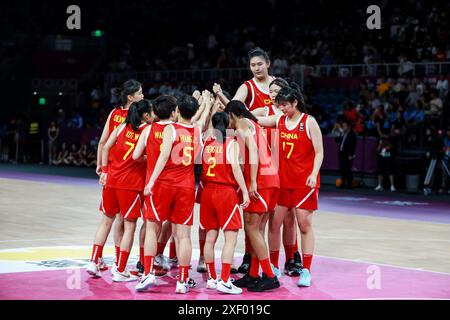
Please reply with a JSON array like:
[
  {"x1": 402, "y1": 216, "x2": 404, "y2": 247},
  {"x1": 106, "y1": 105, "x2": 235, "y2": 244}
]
[
  {"x1": 124, "y1": 194, "x2": 140, "y2": 219},
  {"x1": 226, "y1": 139, "x2": 235, "y2": 164},
  {"x1": 285, "y1": 113, "x2": 304, "y2": 131},
  {"x1": 138, "y1": 123, "x2": 147, "y2": 129},
  {"x1": 143, "y1": 198, "x2": 148, "y2": 211},
  {"x1": 251, "y1": 77, "x2": 273, "y2": 95},
  {"x1": 157, "y1": 120, "x2": 174, "y2": 125},
  {"x1": 199, "y1": 222, "x2": 205, "y2": 230},
  {"x1": 275, "y1": 113, "x2": 284, "y2": 129},
  {"x1": 183, "y1": 211, "x2": 193, "y2": 225},
  {"x1": 295, "y1": 189, "x2": 315, "y2": 208},
  {"x1": 305, "y1": 115, "x2": 312, "y2": 140},
  {"x1": 248, "y1": 81, "x2": 255, "y2": 110},
  {"x1": 100, "y1": 199, "x2": 105, "y2": 214},
  {"x1": 150, "y1": 195, "x2": 161, "y2": 222},
  {"x1": 176, "y1": 123, "x2": 195, "y2": 128},
  {"x1": 222, "y1": 204, "x2": 240, "y2": 230}
]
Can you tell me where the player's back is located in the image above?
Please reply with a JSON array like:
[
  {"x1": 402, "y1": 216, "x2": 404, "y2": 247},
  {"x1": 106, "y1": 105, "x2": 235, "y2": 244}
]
[
  {"x1": 108, "y1": 107, "x2": 128, "y2": 138},
  {"x1": 108, "y1": 123, "x2": 148, "y2": 191},
  {"x1": 145, "y1": 121, "x2": 174, "y2": 184},
  {"x1": 158, "y1": 123, "x2": 202, "y2": 190}
]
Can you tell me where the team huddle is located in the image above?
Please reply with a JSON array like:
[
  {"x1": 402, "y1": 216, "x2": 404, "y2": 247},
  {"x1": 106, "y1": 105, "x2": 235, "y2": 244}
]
[{"x1": 86, "y1": 47, "x2": 324, "y2": 295}]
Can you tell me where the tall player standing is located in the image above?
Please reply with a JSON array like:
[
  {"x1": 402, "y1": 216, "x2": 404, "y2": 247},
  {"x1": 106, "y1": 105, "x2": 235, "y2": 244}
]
[
  {"x1": 98, "y1": 100, "x2": 153, "y2": 281},
  {"x1": 258, "y1": 84, "x2": 324, "y2": 287},
  {"x1": 87, "y1": 80, "x2": 143, "y2": 277},
  {"x1": 213, "y1": 47, "x2": 275, "y2": 273}
]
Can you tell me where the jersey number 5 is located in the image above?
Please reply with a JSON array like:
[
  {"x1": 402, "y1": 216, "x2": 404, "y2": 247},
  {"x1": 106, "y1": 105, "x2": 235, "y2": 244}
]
[
  {"x1": 182, "y1": 146, "x2": 194, "y2": 166},
  {"x1": 123, "y1": 142, "x2": 136, "y2": 160}
]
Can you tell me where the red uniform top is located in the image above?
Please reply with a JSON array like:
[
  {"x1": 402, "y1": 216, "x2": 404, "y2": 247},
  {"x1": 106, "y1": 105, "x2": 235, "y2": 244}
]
[
  {"x1": 201, "y1": 136, "x2": 238, "y2": 188},
  {"x1": 241, "y1": 118, "x2": 279, "y2": 190},
  {"x1": 108, "y1": 107, "x2": 129, "y2": 138},
  {"x1": 144, "y1": 121, "x2": 174, "y2": 185},
  {"x1": 107, "y1": 123, "x2": 149, "y2": 191},
  {"x1": 157, "y1": 123, "x2": 203, "y2": 190},
  {"x1": 277, "y1": 113, "x2": 320, "y2": 189},
  {"x1": 244, "y1": 76, "x2": 275, "y2": 111}
]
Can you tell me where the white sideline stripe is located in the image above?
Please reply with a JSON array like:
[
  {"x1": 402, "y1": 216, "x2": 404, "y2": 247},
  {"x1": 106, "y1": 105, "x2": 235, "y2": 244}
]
[
  {"x1": 150, "y1": 196, "x2": 161, "y2": 222},
  {"x1": 223, "y1": 204, "x2": 240, "y2": 230},
  {"x1": 295, "y1": 189, "x2": 315, "y2": 208}
]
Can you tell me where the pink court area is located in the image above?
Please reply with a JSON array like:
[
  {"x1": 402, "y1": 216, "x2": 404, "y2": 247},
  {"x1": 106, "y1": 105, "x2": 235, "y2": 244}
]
[{"x1": 1, "y1": 255, "x2": 449, "y2": 300}]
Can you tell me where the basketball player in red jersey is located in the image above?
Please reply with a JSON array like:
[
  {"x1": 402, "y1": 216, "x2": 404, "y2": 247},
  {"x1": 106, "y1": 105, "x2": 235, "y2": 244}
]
[
  {"x1": 87, "y1": 98, "x2": 149, "y2": 278},
  {"x1": 138, "y1": 95, "x2": 201, "y2": 294},
  {"x1": 253, "y1": 77, "x2": 303, "y2": 277},
  {"x1": 258, "y1": 83, "x2": 324, "y2": 287},
  {"x1": 214, "y1": 47, "x2": 275, "y2": 273},
  {"x1": 96, "y1": 100, "x2": 153, "y2": 281},
  {"x1": 200, "y1": 112, "x2": 250, "y2": 294},
  {"x1": 88, "y1": 80, "x2": 143, "y2": 277},
  {"x1": 224, "y1": 100, "x2": 281, "y2": 292},
  {"x1": 132, "y1": 95, "x2": 177, "y2": 290}
]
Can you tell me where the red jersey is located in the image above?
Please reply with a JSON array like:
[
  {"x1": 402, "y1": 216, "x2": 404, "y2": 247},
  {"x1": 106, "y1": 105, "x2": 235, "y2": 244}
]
[
  {"x1": 241, "y1": 118, "x2": 279, "y2": 190},
  {"x1": 107, "y1": 123, "x2": 148, "y2": 191},
  {"x1": 157, "y1": 123, "x2": 202, "y2": 190},
  {"x1": 108, "y1": 107, "x2": 129, "y2": 138},
  {"x1": 244, "y1": 76, "x2": 276, "y2": 111},
  {"x1": 144, "y1": 121, "x2": 174, "y2": 185},
  {"x1": 277, "y1": 114, "x2": 320, "y2": 189},
  {"x1": 201, "y1": 136, "x2": 238, "y2": 188}
]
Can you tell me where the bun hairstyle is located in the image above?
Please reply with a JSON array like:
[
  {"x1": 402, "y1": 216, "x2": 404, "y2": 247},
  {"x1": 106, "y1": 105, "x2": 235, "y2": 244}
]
[
  {"x1": 125, "y1": 99, "x2": 153, "y2": 131},
  {"x1": 248, "y1": 47, "x2": 270, "y2": 63},
  {"x1": 269, "y1": 77, "x2": 289, "y2": 89},
  {"x1": 224, "y1": 100, "x2": 258, "y2": 123},
  {"x1": 113, "y1": 79, "x2": 142, "y2": 107},
  {"x1": 274, "y1": 82, "x2": 306, "y2": 113},
  {"x1": 211, "y1": 112, "x2": 229, "y2": 143}
]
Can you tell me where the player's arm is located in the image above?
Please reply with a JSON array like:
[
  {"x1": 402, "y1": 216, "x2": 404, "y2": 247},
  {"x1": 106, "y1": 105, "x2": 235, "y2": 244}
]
[
  {"x1": 96, "y1": 111, "x2": 113, "y2": 175},
  {"x1": 252, "y1": 107, "x2": 269, "y2": 117},
  {"x1": 133, "y1": 125, "x2": 150, "y2": 161},
  {"x1": 195, "y1": 91, "x2": 215, "y2": 131},
  {"x1": 235, "y1": 120, "x2": 259, "y2": 201},
  {"x1": 229, "y1": 140, "x2": 250, "y2": 209},
  {"x1": 306, "y1": 116, "x2": 324, "y2": 189},
  {"x1": 256, "y1": 115, "x2": 278, "y2": 128},
  {"x1": 99, "y1": 123, "x2": 122, "y2": 185},
  {"x1": 144, "y1": 124, "x2": 175, "y2": 196},
  {"x1": 191, "y1": 90, "x2": 207, "y2": 124}
]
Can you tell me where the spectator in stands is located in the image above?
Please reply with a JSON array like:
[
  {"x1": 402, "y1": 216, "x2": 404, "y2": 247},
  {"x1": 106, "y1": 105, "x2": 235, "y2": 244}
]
[
  {"x1": 404, "y1": 101, "x2": 425, "y2": 143},
  {"x1": 429, "y1": 91, "x2": 443, "y2": 116},
  {"x1": 63, "y1": 143, "x2": 78, "y2": 165},
  {"x1": 56, "y1": 109, "x2": 67, "y2": 129},
  {"x1": 47, "y1": 121, "x2": 59, "y2": 165},
  {"x1": 371, "y1": 104, "x2": 387, "y2": 137},
  {"x1": 52, "y1": 143, "x2": 68, "y2": 166},
  {"x1": 336, "y1": 120, "x2": 357, "y2": 189},
  {"x1": 374, "y1": 137, "x2": 397, "y2": 192},
  {"x1": 73, "y1": 144, "x2": 88, "y2": 167},
  {"x1": 436, "y1": 75, "x2": 449, "y2": 98}
]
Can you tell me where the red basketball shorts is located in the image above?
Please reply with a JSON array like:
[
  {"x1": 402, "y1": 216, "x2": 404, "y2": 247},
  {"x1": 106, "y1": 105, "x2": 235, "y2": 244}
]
[
  {"x1": 277, "y1": 188, "x2": 319, "y2": 211},
  {"x1": 144, "y1": 182, "x2": 195, "y2": 225},
  {"x1": 243, "y1": 187, "x2": 279, "y2": 214},
  {"x1": 200, "y1": 185, "x2": 242, "y2": 231},
  {"x1": 99, "y1": 187, "x2": 143, "y2": 220}
]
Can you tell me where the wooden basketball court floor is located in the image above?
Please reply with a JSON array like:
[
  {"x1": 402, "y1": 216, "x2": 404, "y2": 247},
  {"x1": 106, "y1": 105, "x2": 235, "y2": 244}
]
[{"x1": 0, "y1": 169, "x2": 449, "y2": 300}]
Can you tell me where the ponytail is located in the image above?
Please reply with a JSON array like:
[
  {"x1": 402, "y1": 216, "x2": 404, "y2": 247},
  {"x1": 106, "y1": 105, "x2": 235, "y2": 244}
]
[
  {"x1": 211, "y1": 112, "x2": 229, "y2": 143},
  {"x1": 125, "y1": 99, "x2": 152, "y2": 131},
  {"x1": 114, "y1": 79, "x2": 142, "y2": 107},
  {"x1": 224, "y1": 100, "x2": 258, "y2": 122}
]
